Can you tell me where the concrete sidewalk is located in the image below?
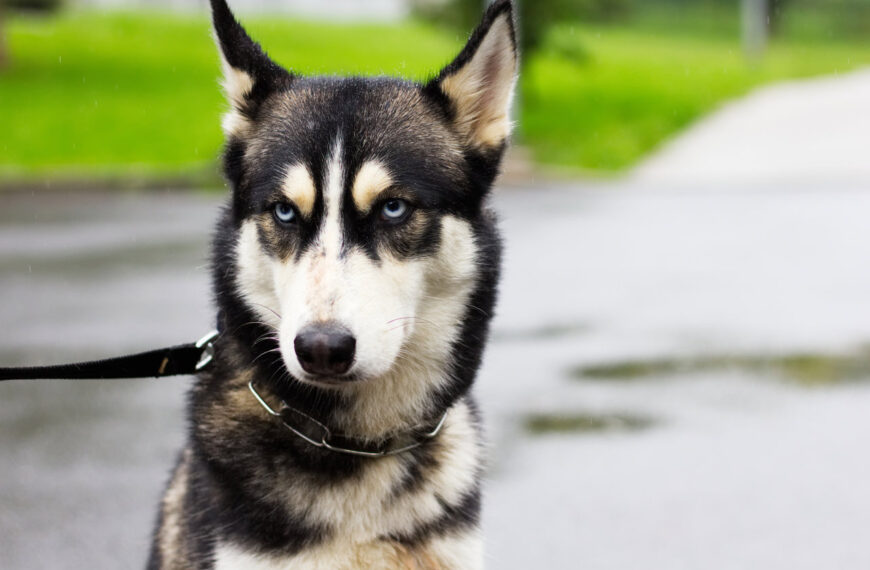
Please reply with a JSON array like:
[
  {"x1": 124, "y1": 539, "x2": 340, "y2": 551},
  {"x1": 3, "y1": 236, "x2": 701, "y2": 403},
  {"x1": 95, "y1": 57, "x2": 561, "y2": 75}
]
[{"x1": 634, "y1": 67, "x2": 870, "y2": 187}]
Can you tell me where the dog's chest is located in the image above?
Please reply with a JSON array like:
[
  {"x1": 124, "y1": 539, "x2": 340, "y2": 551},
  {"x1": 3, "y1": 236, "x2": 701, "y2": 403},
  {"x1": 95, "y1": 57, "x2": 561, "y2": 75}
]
[
  {"x1": 213, "y1": 532, "x2": 484, "y2": 570},
  {"x1": 212, "y1": 402, "x2": 483, "y2": 567},
  {"x1": 270, "y1": 403, "x2": 481, "y2": 538}
]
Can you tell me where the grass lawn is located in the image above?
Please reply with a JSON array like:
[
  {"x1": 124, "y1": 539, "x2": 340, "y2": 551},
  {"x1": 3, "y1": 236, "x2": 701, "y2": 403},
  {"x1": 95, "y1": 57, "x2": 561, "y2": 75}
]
[
  {"x1": 523, "y1": 25, "x2": 870, "y2": 171},
  {"x1": 0, "y1": 12, "x2": 462, "y2": 185},
  {"x1": 1, "y1": 10, "x2": 870, "y2": 184}
]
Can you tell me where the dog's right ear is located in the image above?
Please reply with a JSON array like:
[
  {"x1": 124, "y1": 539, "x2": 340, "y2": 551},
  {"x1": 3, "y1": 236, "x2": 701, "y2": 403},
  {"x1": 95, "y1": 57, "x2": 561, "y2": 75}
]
[
  {"x1": 210, "y1": 0, "x2": 292, "y2": 138},
  {"x1": 426, "y1": 0, "x2": 518, "y2": 153}
]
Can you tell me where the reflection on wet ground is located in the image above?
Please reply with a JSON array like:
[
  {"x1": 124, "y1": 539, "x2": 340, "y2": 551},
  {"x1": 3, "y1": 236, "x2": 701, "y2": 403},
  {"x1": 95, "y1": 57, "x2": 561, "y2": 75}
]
[
  {"x1": 524, "y1": 411, "x2": 655, "y2": 435},
  {"x1": 480, "y1": 180, "x2": 870, "y2": 569},
  {"x1": 492, "y1": 321, "x2": 590, "y2": 342},
  {"x1": 571, "y1": 348, "x2": 870, "y2": 386}
]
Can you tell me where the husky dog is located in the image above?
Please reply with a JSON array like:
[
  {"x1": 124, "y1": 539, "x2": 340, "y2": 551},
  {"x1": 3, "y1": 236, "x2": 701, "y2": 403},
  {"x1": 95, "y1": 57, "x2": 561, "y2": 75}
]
[{"x1": 148, "y1": 0, "x2": 517, "y2": 567}]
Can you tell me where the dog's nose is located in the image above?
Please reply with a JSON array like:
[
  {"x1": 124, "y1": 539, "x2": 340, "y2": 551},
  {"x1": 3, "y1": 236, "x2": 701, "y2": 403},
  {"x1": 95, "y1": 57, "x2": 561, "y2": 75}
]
[{"x1": 293, "y1": 323, "x2": 356, "y2": 376}]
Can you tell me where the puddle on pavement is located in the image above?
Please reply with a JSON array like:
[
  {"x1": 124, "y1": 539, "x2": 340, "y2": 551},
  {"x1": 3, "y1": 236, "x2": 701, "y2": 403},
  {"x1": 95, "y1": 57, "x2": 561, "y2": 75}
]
[
  {"x1": 571, "y1": 348, "x2": 870, "y2": 387},
  {"x1": 524, "y1": 412, "x2": 655, "y2": 435},
  {"x1": 493, "y1": 322, "x2": 589, "y2": 342}
]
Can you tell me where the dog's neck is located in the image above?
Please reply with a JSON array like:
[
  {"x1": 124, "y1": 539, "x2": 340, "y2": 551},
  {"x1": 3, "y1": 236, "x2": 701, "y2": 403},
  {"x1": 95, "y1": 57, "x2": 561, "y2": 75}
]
[{"x1": 232, "y1": 328, "x2": 462, "y2": 442}]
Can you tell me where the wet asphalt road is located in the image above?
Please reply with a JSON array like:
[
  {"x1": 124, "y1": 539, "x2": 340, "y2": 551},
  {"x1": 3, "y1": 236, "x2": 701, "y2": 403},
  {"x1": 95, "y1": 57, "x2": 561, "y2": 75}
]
[
  {"x1": 0, "y1": 191, "x2": 217, "y2": 568},
  {"x1": 2, "y1": 182, "x2": 870, "y2": 569}
]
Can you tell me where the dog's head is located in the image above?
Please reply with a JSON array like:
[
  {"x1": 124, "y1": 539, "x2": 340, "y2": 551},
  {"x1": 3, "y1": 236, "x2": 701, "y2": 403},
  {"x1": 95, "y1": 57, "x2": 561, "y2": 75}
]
[{"x1": 211, "y1": 0, "x2": 516, "y2": 405}]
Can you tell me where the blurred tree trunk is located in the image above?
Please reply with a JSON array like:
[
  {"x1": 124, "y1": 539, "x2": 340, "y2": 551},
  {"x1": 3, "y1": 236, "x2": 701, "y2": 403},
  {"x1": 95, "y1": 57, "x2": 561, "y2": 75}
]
[{"x1": 767, "y1": 0, "x2": 791, "y2": 36}]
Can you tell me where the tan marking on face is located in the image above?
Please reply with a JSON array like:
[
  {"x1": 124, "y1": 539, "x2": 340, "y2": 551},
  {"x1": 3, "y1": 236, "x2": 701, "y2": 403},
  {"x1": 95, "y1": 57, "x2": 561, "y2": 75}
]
[
  {"x1": 352, "y1": 161, "x2": 394, "y2": 214},
  {"x1": 281, "y1": 163, "x2": 317, "y2": 218}
]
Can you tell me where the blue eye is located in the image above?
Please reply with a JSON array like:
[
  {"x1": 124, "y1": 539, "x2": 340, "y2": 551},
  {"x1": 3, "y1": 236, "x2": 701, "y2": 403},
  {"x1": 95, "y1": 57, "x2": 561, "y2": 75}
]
[
  {"x1": 273, "y1": 202, "x2": 297, "y2": 224},
  {"x1": 381, "y1": 199, "x2": 410, "y2": 222}
]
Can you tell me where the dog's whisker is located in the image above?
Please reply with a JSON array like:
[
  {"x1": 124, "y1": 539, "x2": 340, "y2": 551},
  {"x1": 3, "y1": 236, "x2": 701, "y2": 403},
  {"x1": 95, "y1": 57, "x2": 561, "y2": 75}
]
[
  {"x1": 229, "y1": 320, "x2": 279, "y2": 339},
  {"x1": 253, "y1": 331, "x2": 280, "y2": 346},
  {"x1": 384, "y1": 316, "x2": 440, "y2": 333},
  {"x1": 251, "y1": 347, "x2": 283, "y2": 366},
  {"x1": 251, "y1": 302, "x2": 283, "y2": 322}
]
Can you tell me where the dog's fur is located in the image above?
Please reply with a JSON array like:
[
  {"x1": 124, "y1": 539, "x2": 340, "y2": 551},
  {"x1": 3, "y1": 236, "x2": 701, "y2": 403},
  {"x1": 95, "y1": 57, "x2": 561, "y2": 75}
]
[{"x1": 148, "y1": 1, "x2": 517, "y2": 568}]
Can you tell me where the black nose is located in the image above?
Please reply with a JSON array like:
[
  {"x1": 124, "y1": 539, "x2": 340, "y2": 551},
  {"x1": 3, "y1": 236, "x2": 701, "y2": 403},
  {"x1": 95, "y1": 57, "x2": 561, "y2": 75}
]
[{"x1": 293, "y1": 323, "x2": 356, "y2": 376}]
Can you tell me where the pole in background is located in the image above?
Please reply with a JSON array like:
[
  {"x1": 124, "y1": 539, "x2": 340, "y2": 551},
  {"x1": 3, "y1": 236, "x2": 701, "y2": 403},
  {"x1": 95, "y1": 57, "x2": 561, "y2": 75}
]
[{"x1": 742, "y1": 0, "x2": 768, "y2": 61}]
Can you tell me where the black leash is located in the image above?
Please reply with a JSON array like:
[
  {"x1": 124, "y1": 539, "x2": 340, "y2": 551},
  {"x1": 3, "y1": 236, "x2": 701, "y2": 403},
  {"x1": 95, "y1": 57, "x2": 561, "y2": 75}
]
[
  {"x1": 0, "y1": 331, "x2": 218, "y2": 382},
  {"x1": 0, "y1": 329, "x2": 449, "y2": 458}
]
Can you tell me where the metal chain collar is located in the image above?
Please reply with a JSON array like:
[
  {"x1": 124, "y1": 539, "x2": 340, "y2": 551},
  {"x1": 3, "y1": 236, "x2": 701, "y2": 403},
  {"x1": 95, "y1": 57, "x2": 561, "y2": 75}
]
[{"x1": 247, "y1": 380, "x2": 448, "y2": 458}]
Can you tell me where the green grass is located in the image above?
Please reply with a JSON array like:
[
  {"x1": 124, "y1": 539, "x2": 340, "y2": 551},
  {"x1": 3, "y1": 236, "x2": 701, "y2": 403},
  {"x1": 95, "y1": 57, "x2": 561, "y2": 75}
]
[
  {"x1": 1, "y1": 10, "x2": 870, "y2": 184},
  {"x1": 523, "y1": 24, "x2": 870, "y2": 171},
  {"x1": 0, "y1": 12, "x2": 462, "y2": 184}
]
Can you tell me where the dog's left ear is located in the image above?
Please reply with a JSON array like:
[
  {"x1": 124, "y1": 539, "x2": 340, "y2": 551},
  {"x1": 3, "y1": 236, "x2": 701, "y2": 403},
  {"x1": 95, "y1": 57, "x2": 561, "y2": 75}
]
[
  {"x1": 210, "y1": 0, "x2": 292, "y2": 137},
  {"x1": 427, "y1": 0, "x2": 518, "y2": 151}
]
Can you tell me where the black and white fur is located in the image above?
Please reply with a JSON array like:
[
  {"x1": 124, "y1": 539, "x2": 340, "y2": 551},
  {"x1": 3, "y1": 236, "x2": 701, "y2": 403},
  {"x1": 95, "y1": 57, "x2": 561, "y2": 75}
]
[{"x1": 148, "y1": 1, "x2": 517, "y2": 568}]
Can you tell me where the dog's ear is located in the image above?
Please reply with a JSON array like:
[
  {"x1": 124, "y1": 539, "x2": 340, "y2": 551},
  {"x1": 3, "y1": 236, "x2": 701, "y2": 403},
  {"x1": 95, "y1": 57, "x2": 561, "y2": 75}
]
[
  {"x1": 210, "y1": 0, "x2": 292, "y2": 137},
  {"x1": 427, "y1": 0, "x2": 518, "y2": 151}
]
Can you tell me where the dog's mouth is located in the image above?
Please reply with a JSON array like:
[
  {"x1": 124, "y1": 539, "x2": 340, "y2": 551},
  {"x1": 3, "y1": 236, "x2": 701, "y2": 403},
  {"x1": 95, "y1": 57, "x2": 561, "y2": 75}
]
[{"x1": 293, "y1": 370, "x2": 364, "y2": 388}]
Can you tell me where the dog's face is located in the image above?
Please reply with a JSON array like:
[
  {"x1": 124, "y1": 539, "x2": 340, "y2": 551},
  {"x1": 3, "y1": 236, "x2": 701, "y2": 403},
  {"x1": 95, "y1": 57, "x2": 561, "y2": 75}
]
[{"x1": 212, "y1": 0, "x2": 516, "y2": 391}]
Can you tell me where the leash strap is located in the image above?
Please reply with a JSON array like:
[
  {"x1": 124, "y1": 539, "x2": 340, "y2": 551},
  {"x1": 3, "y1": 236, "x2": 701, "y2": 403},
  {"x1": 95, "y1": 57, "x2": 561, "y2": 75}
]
[{"x1": 0, "y1": 330, "x2": 218, "y2": 382}]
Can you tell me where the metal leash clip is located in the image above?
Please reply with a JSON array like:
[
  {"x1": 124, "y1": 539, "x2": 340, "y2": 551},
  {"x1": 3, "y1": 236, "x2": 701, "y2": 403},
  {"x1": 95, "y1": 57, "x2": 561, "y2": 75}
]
[{"x1": 195, "y1": 330, "x2": 219, "y2": 371}]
